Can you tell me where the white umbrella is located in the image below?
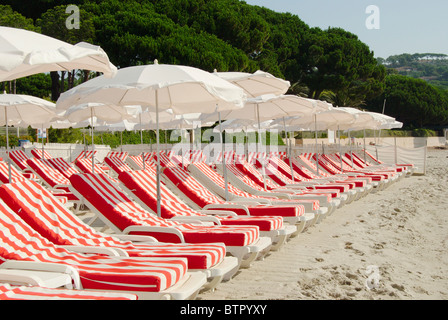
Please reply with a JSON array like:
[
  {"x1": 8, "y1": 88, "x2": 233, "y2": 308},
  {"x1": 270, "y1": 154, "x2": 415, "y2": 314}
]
[
  {"x1": 214, "y1": 70, "x2": 290, "y2": 98},
  {"x1": 57, "y1": 61, "x2": 246, "y2": 216},
  {"x1": 0, "y1": 26, "x2": 117, "y2": 81},
  {"x1": 57, "y1": 62, "x2": 245, "y2": 114},
  {"x1": 61, "y1": 103, "x2": 137, "y2": 172},
  {"x1": 0, "y1": 93, "x2": 57, "y2": 181}
]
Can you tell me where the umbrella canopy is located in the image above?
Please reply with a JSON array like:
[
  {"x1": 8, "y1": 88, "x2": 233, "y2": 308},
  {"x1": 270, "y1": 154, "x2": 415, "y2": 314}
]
[
  {"x1": 57, "y1": 62, "x2": 246, "y2": 114},
  {"x1": 336, "y1": 107, "x2": 383, "y2": 131},
  {"x1": 278, "y1": 107, "x2": 357, "y2": 131},
  {"x1": 0, "y1": 93, "x2": 57, "y2": 126},
  {"x1": 0, "y1": 26, "x2": 117, "y2": 82},
  {"x1": 60, "y1": 103, "x2": 138, "y2": 172},
  {"x1": 62, "y1": 102, "x2": 136, "y2": 124},
  {"x1": 199, "y1": 94, "x2": 317, "y2": 124},
  {"x1": 214, "y1": 70, "x2": 290, "y2": 98},
  {"x1": 0, "y1": 26, "x2": 116, "y2": 82},
  {"x1": 0, "y1": 93, "x2": 58, "y2": 181},
  {"x1": 57, "y1": 62, "x2": 246, "y2": 216},
  {"x1": 364, "y1": 111, "x2": 403, "y2": 129}
]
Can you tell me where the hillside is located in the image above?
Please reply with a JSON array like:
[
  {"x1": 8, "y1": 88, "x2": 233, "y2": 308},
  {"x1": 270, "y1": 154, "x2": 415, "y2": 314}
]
[{"x1": 378, "y1": 53, "x2": 448, "y2": 91}]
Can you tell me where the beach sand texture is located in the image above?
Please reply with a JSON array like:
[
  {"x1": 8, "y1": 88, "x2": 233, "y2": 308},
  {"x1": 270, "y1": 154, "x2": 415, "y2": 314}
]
[{"x1": 199, "y1": 148, "x2": 448, "y2": 300}]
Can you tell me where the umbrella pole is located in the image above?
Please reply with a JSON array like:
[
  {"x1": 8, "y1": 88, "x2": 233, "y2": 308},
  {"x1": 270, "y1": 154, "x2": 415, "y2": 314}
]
[
  {"x1": 348, "y1": 131, "x2": 354, "y2": 168},
  {"x1": 314, "y1": 114, "x2": 320, "y2": 176},
  {"x1": 218, "y1": 111, "x2": 229, "y2": 201},
  {"x1": 41, "y1": 124, "x2": 45, "y2": 160},
  {"x1": 256, "y1": 104, "x2": 267, "y2": 190},
  {"x1": 120, "y1": 131, "x2": 123, "y2": 153},
  {"x1": 90, "y1": 109, "x2": 95, "y2": 173},
  {"x1": 140, "y1": 113, "x2": 145, "y2": 170},
  {"x1": 283, "y1": 117, "x2": 294, "y2": 182},
  {"x1": 338, "y1": 126, "x2": 343, "y2": 171},
  {"x1": 363, "y1": 129, "x2": 367, "y2": 164},
  {"x1": 155, "y1": 91, "x2": 161, "y2": 217},
  {"x1": 5, "y1": 107, "x2": 12, "y2": 183}
]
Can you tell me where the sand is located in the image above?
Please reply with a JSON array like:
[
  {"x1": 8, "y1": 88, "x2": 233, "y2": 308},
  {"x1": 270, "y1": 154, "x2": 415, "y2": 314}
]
[{"x1": 198, "y1": 148, "x2": 448, "y2": 300}]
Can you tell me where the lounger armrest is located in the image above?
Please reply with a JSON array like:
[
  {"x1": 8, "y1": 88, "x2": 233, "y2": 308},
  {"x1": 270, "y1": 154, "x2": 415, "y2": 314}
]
[
  {"x1": 203, "y1": 203, "x2": 250, "y2": 215},
  {"x1": 284, "y1": 184, "x2": 311, "y2": 189},
  {"x1": 229, "y1": 199, "x2": 264, "y2": 205},
  {"x1": 0, "y1": 260, "x2": 81, "y2": 290},
  {"x1": 60, "y1": 245, "x2": 128, "y2": 257},
  {"x1": 0, "y1": 270, "x2": 48, "y2": 287},
  {"x1": 198, "y1": 209, "x2": 238, "y2": 217},
  {"x1": 233, "y1": 197, "x2": 271, "y2": 205},
  {"x1": 111, "y1": 234, "x2": 159, "y2": 244},
  {"x1": 254, "y1": 191, "x2": 292, "y2": 200},
  {"x1": 122, "y1": 226, "x2": 185, "y2": 243},
  {"x1": 171, "y1": 216, "x2": 220, "y2": 225}
]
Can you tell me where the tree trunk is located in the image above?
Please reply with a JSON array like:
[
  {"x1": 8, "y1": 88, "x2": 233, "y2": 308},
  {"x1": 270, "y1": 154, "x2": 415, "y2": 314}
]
[{"x1": 50, "y1": 71, "x2": 60, "y2": 101}]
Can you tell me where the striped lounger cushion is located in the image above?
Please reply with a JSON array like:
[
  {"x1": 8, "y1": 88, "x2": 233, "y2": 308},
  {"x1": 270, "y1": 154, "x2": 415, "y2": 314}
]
[
  {"x1": 0, "y1": 200, "x2": 189, "y2": 293},
  {"x1": 0, "y1": 284, "x2": 137, "y2": 300},
  {"x1": 69, "y1": 173, "x2": 260, "y2": 247},
  {"x1": 0, "y1": 180, "x2": 226, "y2": 270},
  {"x1": 163, "y1": 165, "x2": 305, "y2": 218},
  {"x1": 118, "y1": 169, "x2": 283, "y2": 231}
]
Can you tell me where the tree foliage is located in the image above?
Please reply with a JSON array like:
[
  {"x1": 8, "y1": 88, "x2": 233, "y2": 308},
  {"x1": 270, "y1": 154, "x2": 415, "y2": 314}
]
[
  {"x1": 364, "y1": 74, "x2": 448, "y2": 128},
  {"x1": 1, "y1": 0, "x2": 447, "y2": 131}
]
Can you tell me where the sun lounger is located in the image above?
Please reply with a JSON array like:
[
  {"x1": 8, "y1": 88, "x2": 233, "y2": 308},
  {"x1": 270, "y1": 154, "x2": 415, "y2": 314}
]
[
  {"x1": 186, "y1": 160, "x2": 323, "y2": 224},
  {"x1": 0, "y1": 283, "x2": 137, "y2": 300},
  {"x1": 45, "y1": 157, "x2": 81, "y2": 179},
  {"x1": 105, "y1": 151, "x2": 129, "y2": 162},
  {"x1": 68, "y1": 172, "x2": 272, "y2": 268},
  {"x1": 0, "y1": 199, "x2": 207, "y2": 300},
  {"x1": 117, "y1": 167, "x2": 295, "y2": 250},
  {"x1": 214, "y1": 161, "x2": 339, "y2": 215},
  {"x1": 7, "y1": 150, "x2": 37, "y2": 179},
  {"x1": 0, "y1": 161, "x2": 71, "y2": 206},
  {"x1": 234, "y1": 155, "x2": 347, "y2": 207},
  {"x1": 161, "y1": 163, "x2": 314, "y2": 234},
  {"x1": 269, "y1": 155, "x2": 373, "y2": 198},
  {"x1": 25, "y1": 158, "x2": 82, "y2": 205},
  {"x1": 30, "y1": 148, "x2": 53, "y2": 160},
  {"x1": 0, "y1": 179, "x2": 239, "y2": 290}
]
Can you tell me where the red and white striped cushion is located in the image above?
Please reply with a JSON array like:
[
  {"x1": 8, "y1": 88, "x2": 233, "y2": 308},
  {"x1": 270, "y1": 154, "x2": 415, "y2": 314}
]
[
  {"x1": 0, "y1": 200, "x2": 188, "y2": 292},
  {"x1": 0, "y1": 180, "x2": 226, "y2": 270},
  {"x1": 104, "y1": 157, "x2": 133, "y2": 175},
  {"x1": 45, "y1": 157, "x2": 80, "y2": 179},
  {"x1": 0, "y1": 161, "x2": 28, "y2": 184},
  {"x1": 0, "y1": 283, "x2": 137, "y2": 300},
  {"x1": 30, "y1": 148, "x2": 53, "y2": 160},
  {"x1": 8, "y1": 150, "x2": 30, "y2": 171},
  {"x1": 105, "y1": 151, "x2": 128, "y2": 162},
  {"x1": 27, "y1": 158, "x2": 70, "y2": 188},
  {"x1": 163, "y1": 165, "x2": 305, "y2": 218},
  {"x1": 69, "y1": 173, "x2": 260, "y2": 247},
  {"x1": 119, "y1": 169, "x2": 283, "y2": 231}
]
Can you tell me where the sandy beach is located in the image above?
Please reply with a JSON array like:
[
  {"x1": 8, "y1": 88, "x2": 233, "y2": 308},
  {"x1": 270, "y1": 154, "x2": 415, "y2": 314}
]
[{"x1": 198, "y1": 148, "x2": 448, "y2": 300}]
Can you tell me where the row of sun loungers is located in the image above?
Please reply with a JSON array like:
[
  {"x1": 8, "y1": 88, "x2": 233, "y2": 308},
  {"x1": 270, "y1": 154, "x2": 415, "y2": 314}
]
[{"x1": 0, "y1": 147, "x2": 412, "y2": 300}]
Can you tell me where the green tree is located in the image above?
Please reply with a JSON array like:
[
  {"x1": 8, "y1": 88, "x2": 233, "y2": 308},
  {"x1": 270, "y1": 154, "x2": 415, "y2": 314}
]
[
  {"x1": 365, "y1": 74, "x2": 448, "y2": 128},
  {"x1": 301, "y1": 28, "x2": 385, "y2": 103},
  {"x1": 37, "y1": 5, "x2": 96, "y2": 100}
]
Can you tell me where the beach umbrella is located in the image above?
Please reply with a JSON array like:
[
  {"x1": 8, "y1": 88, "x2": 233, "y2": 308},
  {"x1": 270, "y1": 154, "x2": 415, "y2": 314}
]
[
  {"x1": 214, "y1": 70, "x2": 290, "y2": 98},
  {"x1": 0, "y1": 26, "x2": 116, "y2": 82},
  {"x1": 57, "y1": 61, "x2": 246, "y2": 216},
  {"x1": 0, "y1": 93, "x2": 57, "y2": 181},
  {"x1": 61, "y1": 102, "x2": 137, "y2": 173}
]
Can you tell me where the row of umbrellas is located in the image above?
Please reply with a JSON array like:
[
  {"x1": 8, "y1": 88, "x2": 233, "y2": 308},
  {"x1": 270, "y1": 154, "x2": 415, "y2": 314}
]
[{"x1": 0, "y1": 26, "x2": 402, "y2": 216}]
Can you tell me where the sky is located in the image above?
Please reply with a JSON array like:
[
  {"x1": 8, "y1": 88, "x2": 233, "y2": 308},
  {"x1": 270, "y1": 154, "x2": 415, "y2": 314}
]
[{"x1": 243, "y1": 0, "x2": 448, "y2": 58}]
